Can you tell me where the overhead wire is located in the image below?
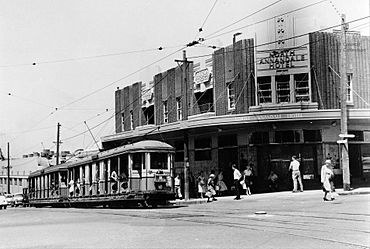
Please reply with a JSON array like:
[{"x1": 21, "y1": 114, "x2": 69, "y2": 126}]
[
  {"x1": 0, "y1": 45, "x2": 184, "y2": 68},
  {"x1": 204, "y1": 0, "x2": 283, "y2": 39},
  {"x1": 204, "y1": 0, "x2": 328, "y2": 41}
]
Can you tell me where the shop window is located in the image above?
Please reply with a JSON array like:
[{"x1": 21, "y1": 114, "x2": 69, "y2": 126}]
[
  {"x1": 19, "y1": 179, "x2": 22, "y2": 186},
  {"x1": 257, "y1": 76, "x2": 272, "y2": 104},
  {"x1": 195, "y1": 137, "x2": 211, "y2": 161},
  {"x1": 303, "y1": 130, "x2": 322, "y2": 142},
  {"x1": 294, "y1": 73, "x2": 310, "y2": 102},
  {"x1": 176, "y1": 98, "x2": 182, "y2": 121},
  {"x1": 150, "y1": 153, "x2": 168, "y2": 170},
  {"x1": 163, "y1": 101, "x2": 168, "y2": 123},
  {"x1": 15, "y1": 178, "x2": 17, "y2": 185},
  {"x1": 276, "y1": 75, "x2": 290, "y2": 103},
  {"x1": 347, "y1": 73, "x2": 353, "y2": 103},
  {"x1": 227, "y1": 82, "x2": 235, "y2": 110},
  {"x1": 348, "y1": 130, "x2": 364, "y2": 141},
  {"x1": 275, "y1": 130, "x2": 300, "y2": 143},
  {"x1": 0, "y1": 178, "x2": 2, "y2": 184},
  {"x1": 218, "y1": 134, "x2": 237, "y2": 148},
  {"x1": 250, "y1": 132, "x2": 269, "y2": 144}
]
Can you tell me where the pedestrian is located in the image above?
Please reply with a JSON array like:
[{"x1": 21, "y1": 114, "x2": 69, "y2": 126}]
[
  {"x1": 216, "y1": 171, "x2": 228, "y2": 196},
  {"x1": 110, "y1": 170, "x2": 118, "y2": 194},
  {"x1": 174, "y1": 174, "x2": 183, "y2": 200},
  {"x1": 267, "y1": 170, "x2": 279, "y2": 192},
  {"x1": 289, "y1": 155, "x2": 304, "y2": 192},
  {"x1": 68, "y1": 178, "x2": 75, "y2": 197},
  {"x1": 197, "y1": 171, "x2": 206, "y2": 198},
  {"x1": 75, "y1": 179, "x2": 81, "y2": 197},
  {"x1": 243, "y1": 164, "x2": 254, "y2": 195},
  {"x1": 206, "y1": 173, "x2": 217, "y2": 202},
  {"x1": 321, "y1": 159, "x2": 335, "y2": 201},
  {"x1": 232, "y1": 163, "x2": 242, "y2": 200}
]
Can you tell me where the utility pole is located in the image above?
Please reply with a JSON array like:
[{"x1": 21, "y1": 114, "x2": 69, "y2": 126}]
[
  {"x1": 175, "y1": 50, "x2": 193, "y2": 201},
  {"x1": 7, "y1": 142, "x2": 10, "y2": 194},
  {"x1": 56, "y1": 122, "x2": 61, "y2": 165},
  {"x1": 340, "y1": 14, "x2": 351, "y2": 191}
]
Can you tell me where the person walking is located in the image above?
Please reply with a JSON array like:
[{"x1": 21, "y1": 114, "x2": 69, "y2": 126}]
[
  {"x1": 243, "y1": 164, "x2": 253, "y2": 195},
  {"x1": 289, "y1": 155, "x2": 304, "y2": 192},
  {"x1": 206, "y1": 173, "x2": 217, "y2": 202},
  {"x1": 197, "y1": 171, "x2": 206, "y2": 198},
  {"x1": 321, "y1": 159, "x2": 335, "y2": 201},
  {"x1": 174, "y1": 174, "x2": 183, "y2": 200},
  {"x1": 232, "y1": 164, "x2": 242, "y2": 200}
]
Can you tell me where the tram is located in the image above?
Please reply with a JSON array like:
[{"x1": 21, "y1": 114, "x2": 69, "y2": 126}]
[{"x1": 27, "y1": 140, "x2": 175, "y2": 208}]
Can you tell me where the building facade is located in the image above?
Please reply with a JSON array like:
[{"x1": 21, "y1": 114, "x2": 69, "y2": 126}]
[{"x1": 102, "y1": 27, "x2": 370, "y2": 195}]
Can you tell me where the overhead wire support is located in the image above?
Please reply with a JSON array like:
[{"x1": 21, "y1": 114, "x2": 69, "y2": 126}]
[{"x1": 84, "y1": 121, "x2": 101, "y2": 151}]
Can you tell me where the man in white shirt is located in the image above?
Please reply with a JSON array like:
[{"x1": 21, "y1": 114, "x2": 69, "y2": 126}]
[
  {"x1": 232, "y1": 164, "x2": 242, "y2": 200},
  {"x1": 289, "y1": 155, "x2": 304, "y2": 192}
]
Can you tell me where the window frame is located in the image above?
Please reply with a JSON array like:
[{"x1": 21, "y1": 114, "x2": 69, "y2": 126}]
[
  {"x1": 227, "y1": 82, "x2": 236, "y2": 110},
  {"x1": 163, "y1": 101, "x2": 168, "y2": 123}
]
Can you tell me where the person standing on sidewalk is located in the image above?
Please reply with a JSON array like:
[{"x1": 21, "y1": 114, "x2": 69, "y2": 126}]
[
  {"x1": 289, "y1": 155, "x2": 304, "y2": 192},
  {"x1": 197, "y1": 171, "x2": 206, "y2": 198},
  {"x1": 232, "y1": 164, "x2": 242, "y2": 200},
  {"x1": 206, "y1": 173, "x2": 217, "y2": 203},
  {"x1": 321, "y1": 159, "x2": 335, "y2": 201},
  {"x1": 243, "y1": 164, "x2": 254, "y2": 196},
  {"x1": 174, "y1": 174, "x2": 183, "y2": 200}
]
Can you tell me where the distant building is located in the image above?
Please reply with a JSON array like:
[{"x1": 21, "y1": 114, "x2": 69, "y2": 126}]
[
  {"x1": 102, "y1": 17, "x2": 370, "y2": 193},
  {"x1": 0, "y1": 155, "x2": 49, "y2": 194}
]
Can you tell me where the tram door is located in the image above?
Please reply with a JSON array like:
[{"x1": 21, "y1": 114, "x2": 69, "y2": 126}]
[{"x1": 131, "y1": 153, "x2": 144, "y2": 191}]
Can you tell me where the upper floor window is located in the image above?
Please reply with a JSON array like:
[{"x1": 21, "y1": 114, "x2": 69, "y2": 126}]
[
  {"x1": 130, "y1": 111, "x2": 134, "y2": 130},
  {"x1": 347, "y1": 73, "x2": 353, "y2": 103},
  {"x1": 257, "y1": 76, "x2": 272, "y2": 104},
  {"x1": 294, "y1": 73, "x2": 310, "y2": 102},
  {"x1": 121, "y1": 113, "x2": 125, "y2": 130},
  {"x1": 276, "y1": 75, "x2": 290, "y2": 103},
  {"x1": 163, "y1": 101, "x2": 168, "y2": 123},
  {"x1": 176, "y1": 98, "x2": 182, "y2": 121},
  {"x1": 227, "y1": 82, "x2": 235, "y2": 110}
]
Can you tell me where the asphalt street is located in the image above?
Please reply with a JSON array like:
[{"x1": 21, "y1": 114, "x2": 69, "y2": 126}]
[{"x1": 0, "y1": 190, "x2": 369, "y2": 249}]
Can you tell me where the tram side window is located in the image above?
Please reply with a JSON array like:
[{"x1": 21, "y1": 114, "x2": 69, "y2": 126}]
[
  {"x1": 132, "y1": 153, "x2": 144, "y2": 171},
  {"x1": 150, "y1": 153, "x2": 168, "y2": 170}
]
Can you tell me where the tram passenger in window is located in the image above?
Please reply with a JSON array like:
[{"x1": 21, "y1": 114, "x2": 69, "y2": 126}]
[
  {"x1": 75, "y1": 179, "x2": 81, "y2": 197},
  {"x1": 119, "y1": 172, "x2": 128, "y2": 193}
]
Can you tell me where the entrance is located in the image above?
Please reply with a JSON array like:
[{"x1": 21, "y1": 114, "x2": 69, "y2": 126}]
[
  {"x1": 218, "y1": 147, "x2": 238, "y2": 193},
  {"x1": 257, "y1": 144, "x2": 319, "y2": 191}
]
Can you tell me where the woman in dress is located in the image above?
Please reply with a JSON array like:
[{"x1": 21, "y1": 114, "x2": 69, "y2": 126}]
[
  {"x1": 197, "y1": 171, "x2": 206, "y2": 198},
  {"x1": 243, "y1": 164, "x2": 254, "y2": 195},
  {"x1": 216, "y1": 171, "x2": 228, "y2": 196},
  {"x1": 321, "y1": 159, "x2": 335, "y2": 201}
]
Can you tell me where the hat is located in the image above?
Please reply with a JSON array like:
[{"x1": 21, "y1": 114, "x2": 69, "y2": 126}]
[
  {"x1": 209, "y1": 174, "x2": 215, "y2": 178},
  {"x1": 325, "y1": 159, "x2": 331, "y2": 164}
]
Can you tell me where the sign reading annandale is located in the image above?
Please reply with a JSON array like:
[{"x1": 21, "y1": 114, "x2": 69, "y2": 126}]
[{"x1": 256, "y1": 46, "x2": 309, "y2": 76}]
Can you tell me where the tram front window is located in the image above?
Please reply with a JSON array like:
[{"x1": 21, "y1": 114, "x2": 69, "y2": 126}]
[{"x1": 150, "y1": 153, "x2": 168, "y2": 170}]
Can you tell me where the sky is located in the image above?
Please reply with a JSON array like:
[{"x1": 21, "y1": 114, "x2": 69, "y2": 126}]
[{"x1": 0, "y1": 0, "x2": 369, "y2": 158}]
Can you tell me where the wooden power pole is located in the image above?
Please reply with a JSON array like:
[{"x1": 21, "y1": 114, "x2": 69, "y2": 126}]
[
  {"x1": 175, "y1": 50, "x2": 193, "y2": 201},
  {"x1": 7, "y1": 142, "x2": 10, "y2": 194},
  {"x1": 340, "y1": 14, "x2": 351, "y2": 191},
  {"x1": 56, "y1": 122, "x2": 61, "y2": 165}
]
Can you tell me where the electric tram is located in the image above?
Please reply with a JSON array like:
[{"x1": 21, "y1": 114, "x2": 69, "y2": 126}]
[{"x1": 27, "y1": 140, "x2": 175, "y2": 208}]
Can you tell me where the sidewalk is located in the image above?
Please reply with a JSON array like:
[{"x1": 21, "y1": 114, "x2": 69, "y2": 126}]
[{"x1": 169, "y1": 187, "x2": 370, "y2": 206}]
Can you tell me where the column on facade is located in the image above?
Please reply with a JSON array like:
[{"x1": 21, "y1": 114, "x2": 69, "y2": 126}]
[{"x1": 45, "y1": 174, "x2": 49, "y2": 198}]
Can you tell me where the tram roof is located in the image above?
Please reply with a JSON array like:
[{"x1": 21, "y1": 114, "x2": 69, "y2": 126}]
[{"x1": 29, "y1": 140, "x2": 174, "y2": 178}]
